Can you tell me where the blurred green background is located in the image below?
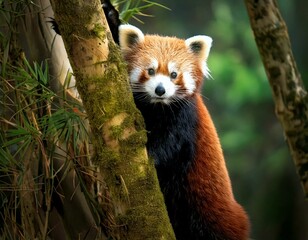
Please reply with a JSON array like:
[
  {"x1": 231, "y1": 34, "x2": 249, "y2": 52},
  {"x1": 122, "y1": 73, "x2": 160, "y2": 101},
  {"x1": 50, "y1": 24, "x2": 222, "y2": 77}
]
[{"x1": 129, "y1": 0, "x2": 308, "y2": 239}]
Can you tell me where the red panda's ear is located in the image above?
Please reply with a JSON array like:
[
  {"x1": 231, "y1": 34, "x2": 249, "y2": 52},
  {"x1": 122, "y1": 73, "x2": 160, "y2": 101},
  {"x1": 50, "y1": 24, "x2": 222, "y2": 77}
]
[
  {"x1": 119, "y1": 24, "x2": 145, "y2": 52},
  {"x1": 185, "y1": 36, "x2": 212, "y2": 61}
]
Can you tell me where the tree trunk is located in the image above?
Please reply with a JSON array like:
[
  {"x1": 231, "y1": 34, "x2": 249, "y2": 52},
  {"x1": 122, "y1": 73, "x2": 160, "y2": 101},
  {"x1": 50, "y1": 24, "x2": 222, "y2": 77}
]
[
  {"x1": 50, "y1": 0, "x2": 175, "y2": 239},
  {"x1": 244, "y1": 0, "x2": 308, "y2": 197}
]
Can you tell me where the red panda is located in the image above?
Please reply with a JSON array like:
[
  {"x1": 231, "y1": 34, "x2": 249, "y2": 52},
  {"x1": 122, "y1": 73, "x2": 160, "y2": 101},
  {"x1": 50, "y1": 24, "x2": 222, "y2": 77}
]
[{"x1": 119, "y1": 24, "x2": 250, "y2": 240}]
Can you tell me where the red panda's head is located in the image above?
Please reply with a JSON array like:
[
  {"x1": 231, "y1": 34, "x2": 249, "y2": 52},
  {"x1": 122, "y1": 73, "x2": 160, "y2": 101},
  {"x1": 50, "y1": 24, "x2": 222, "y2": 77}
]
[{"x1": 119, "y1": 25, "x2": 212, "y2": 105}]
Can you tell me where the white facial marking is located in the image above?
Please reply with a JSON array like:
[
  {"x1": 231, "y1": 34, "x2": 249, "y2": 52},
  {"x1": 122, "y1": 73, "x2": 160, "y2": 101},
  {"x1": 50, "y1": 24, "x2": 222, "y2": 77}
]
[
  {"x1": 150, "y1": 58, "x2": 159, "y2": 70},
  {"x1": 183, "y1": 72, "x2": 196, "y2": 95},
  {"x1": 168, "y1": 61, "x2": 177, "y2": 74},
  {"x1": 130, "y1": 67, "x2": 142, "y2": 83},
  {"x1": 144, "y1": 74, "x2": 176, "y2": 104}
]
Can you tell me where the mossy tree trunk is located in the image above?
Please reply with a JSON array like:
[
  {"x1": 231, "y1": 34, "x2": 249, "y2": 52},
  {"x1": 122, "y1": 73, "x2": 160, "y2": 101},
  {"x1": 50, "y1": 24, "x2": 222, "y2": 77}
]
[
  {"x1": 50, "y1": 0, "x2": 175, "y2": 239},
  {"x1": 244, "y1": 0, "x2": 308, "y2": 197}
]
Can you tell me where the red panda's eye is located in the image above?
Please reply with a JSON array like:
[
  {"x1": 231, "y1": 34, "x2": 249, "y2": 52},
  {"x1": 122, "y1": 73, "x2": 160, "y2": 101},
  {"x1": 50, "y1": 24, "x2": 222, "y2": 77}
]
[
  {"x1": 148, "y1": 68, "x2": 155, "y2": 76},
  {"x1": 170, "y1": 72, "x2": 177, "y2": 79}
]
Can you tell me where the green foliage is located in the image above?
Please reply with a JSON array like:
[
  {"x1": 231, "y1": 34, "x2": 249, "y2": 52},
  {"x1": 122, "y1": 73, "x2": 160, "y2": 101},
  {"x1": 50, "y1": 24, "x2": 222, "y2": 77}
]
[
  {"x1": 0, "y1": 55, "x2": 90, "y2": 237},
  {"x1": 208, "y1": 52, "x2": 270, "y2": 107},
  {"x1": 112, "y1": 0, "x2": 169, "y2": 23}
]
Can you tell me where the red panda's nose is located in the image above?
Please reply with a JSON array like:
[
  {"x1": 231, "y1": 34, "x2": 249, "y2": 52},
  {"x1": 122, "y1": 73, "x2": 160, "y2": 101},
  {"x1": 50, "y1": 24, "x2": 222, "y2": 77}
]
[{"x1": 155, "y1": 84, "x2": 166, "y2": 96}]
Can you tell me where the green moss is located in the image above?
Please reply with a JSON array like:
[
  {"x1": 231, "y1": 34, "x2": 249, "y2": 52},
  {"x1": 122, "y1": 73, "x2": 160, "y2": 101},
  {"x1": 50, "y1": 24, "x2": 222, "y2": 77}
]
[
  {"x1": 119, "y1": 132, "x2": 147, "y2": 159},
  {"x1": 116, "y1": 182, "x2": 174, "y2": 239},
  {"x1": 128, "y1": 131, "x2": 147, "y2": 146},
  {"x1": 110, "y1": 125, "x2": 123, "y2": 139},
  {"x1": 92, "y1": 23, "x2": 106, "y2": 40},
  {"x1": 96, "y1": 147, "x2": 120, "y2": 166},
  {"x1": 54, "y1": 2, "x2": 97, "y2": 38}
]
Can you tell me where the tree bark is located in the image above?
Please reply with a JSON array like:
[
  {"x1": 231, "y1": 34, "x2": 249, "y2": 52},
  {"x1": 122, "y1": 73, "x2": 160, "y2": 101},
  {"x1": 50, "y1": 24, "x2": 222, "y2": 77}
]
[
  {"x1": 50, "y1": 0, "x2": 175, "y2": 239},
  {"x1": 244, "y1": 0, "x2": 308, "y2": 197}
]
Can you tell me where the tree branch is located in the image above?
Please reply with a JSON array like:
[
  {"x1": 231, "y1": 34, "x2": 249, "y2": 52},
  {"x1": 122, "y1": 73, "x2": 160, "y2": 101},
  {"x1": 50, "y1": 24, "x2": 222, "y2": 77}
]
[{"x1": 244, "y1": 0, "x2": 308, "y2": 197}]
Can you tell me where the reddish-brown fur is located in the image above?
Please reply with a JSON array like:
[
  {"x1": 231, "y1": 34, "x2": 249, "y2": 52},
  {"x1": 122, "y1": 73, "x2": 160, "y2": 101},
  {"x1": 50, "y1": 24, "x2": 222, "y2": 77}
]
[{"x1": 188, "y1": 95, "x2": 250, "y2": 239}]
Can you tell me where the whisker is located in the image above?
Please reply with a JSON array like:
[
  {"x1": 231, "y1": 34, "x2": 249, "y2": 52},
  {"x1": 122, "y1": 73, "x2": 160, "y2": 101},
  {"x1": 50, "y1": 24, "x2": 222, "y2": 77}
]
[
  {"x1": 171, "y1": 95, "x2": 195, "y2": 109},
  {"x1": 134, "y1": 93, "x2": 149, "y2": 102}
]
